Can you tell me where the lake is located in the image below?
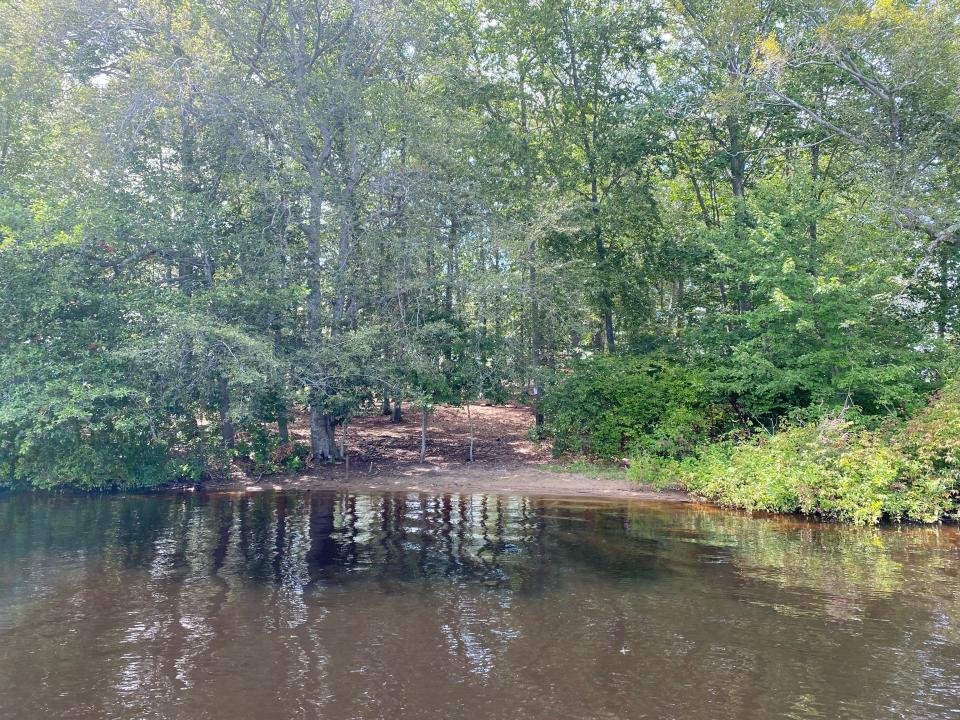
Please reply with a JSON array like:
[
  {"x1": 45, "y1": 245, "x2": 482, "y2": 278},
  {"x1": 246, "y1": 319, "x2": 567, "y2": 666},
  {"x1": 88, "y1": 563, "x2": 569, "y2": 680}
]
[{"x1": 1, "y1": 490, "x2": 959, "y2": 719}]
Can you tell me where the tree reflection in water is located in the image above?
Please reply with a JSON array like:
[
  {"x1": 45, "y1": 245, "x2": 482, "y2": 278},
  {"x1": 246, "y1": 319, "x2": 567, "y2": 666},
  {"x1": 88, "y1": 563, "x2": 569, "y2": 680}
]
[{"x1": 0, "y1": 491, "x2": 958, "y2": 720}]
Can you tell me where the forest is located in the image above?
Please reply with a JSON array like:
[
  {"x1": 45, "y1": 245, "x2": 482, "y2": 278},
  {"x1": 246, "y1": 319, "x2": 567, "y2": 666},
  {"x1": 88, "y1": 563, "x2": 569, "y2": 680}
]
[{"x1": 0, "y1": 0, "x2": 958, "y2": 522}]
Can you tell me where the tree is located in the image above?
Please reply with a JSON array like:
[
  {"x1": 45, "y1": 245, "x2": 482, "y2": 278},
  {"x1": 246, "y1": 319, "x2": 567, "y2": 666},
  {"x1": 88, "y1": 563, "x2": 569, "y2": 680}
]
[{"x1": 1, "y1": 0, "x2": 957, "y2": 493}]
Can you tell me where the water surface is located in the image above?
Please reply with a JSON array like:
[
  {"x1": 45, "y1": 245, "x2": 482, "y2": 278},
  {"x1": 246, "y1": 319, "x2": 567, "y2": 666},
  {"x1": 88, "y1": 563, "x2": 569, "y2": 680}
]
[{"x1": 1, "y1": 490, "x2": 959, "y2": 719}]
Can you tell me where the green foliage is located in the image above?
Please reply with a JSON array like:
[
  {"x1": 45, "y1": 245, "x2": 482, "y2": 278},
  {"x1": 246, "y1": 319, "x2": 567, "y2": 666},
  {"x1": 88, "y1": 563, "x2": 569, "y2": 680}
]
[
  {"x1": 0, "y1": 0, "x2": 958, "y2": 502},
  {"x1": 0, "y1": 371, "x2": 170, "y2": 490},
  {"x1": 682, "y1": 177, "x2": 942, "y2": 424},
  {"x1": 233, "y1": 425, "x2": 309, "y2": 476},
  {"x1": 0, "y1": 328, "x2": 167, "y2": 490},
  {"x1": 636, "y1": 381, "x2": 960, "y2": 524},
  {"x1": 897, "y1": 380, "x2": 960, "y2": 519},
  {"x1": 542, "y1": 355, "x2": 731, "y2": 458}
]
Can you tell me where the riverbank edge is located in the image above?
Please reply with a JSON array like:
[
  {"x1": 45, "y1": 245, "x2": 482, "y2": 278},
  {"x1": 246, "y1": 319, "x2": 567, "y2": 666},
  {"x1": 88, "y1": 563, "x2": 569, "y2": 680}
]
[{"x1": 186, "y1": 461, "x2": 695, "y2": 503}]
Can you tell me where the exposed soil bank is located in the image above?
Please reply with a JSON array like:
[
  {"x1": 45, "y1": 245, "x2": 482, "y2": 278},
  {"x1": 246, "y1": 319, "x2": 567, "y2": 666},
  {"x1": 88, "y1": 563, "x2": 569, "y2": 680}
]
[{"x1": 203, "y1": 404, "x2": 693, "y2": 502}]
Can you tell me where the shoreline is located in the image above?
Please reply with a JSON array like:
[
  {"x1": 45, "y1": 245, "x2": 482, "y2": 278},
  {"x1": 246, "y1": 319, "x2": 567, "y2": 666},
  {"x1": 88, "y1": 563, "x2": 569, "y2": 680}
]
[{"x1": 195, "y1": 461, "x2": 695, "y2": 502}]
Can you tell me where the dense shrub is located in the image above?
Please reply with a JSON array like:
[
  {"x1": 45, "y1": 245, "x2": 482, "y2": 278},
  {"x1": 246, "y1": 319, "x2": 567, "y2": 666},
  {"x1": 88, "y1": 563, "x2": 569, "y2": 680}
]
[
  {"x1": 0, "y1": 365, "x2": 172, "y2": 490},
  {"x1": 634, "y1": 381, "x2": 960, "y2": 524},
  {"x1": 233, "y1": 424, "x2": 310, "y2": 476},
  {"x1": 897, "y1": 381, "x2": 960, "y2": 519},
  {"x1": 542, "y1": 355, "x2": 731, "y2": 458}
]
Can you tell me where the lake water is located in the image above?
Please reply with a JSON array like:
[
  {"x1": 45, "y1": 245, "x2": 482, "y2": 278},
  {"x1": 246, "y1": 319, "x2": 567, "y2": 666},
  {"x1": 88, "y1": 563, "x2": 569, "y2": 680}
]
[{"x1": 1, "y1": 490, "x2": 959, "y2": 719}]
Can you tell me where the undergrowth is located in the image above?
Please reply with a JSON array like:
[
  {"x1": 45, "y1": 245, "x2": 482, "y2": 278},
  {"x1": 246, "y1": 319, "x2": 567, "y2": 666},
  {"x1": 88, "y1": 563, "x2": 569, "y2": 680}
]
[{"x1": 627, "y1": 381, "x2": 960, "y2": 524}]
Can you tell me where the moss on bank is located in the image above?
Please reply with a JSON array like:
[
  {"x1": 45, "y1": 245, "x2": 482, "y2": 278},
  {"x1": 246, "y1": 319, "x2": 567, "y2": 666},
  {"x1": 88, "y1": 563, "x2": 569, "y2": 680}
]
[{"x1": 628, "y1": 382, "x2": 960, "y2": 525}]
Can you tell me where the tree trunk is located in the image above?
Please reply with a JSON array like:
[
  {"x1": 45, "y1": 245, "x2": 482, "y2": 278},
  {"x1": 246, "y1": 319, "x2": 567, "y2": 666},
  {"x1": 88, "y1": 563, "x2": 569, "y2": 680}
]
[
  {"x1": 277, "y1": 404, "x2": 290, "y2": 445},
  {"x1": 726, "y1": 115, "x2": 751, "y2": 322},
  {"x1": 725, "y1": 117, "x2": 754, "y2": 316},
  {"x1": 726, "y1": 114, "x2": 746, "y2": 202},
  {"x1": 285, "y1": 0, "x2": 336, "y2": 467},
  {"x1": 333, "y1": 127, "x2": 359, "y2": 333},
  {"x1": 419, "y1": 410, "x2": 427, "y2": 463},
  {"x1": 530, "y1": 239, "x2": 543, "y2": 427},
  {"x1": 466, "y1": 402, "x2": 475, "y2": 462},
  {"x1": 938, "y1": 246, "x2": 950, "y2": 339},
  {"x1": 176, "y1": 42, "x2": 196, "y2": 295},
  {"x1": 444, "y1": 212, "x2": 459, "y2": 318},
  {"x1": 391, "y1": 399, "x2": 403, "y2": 423},
  {"x1": 675, "y1": 278, "x2": 685, "y2": 331},
  {"x1": 591, "y1": 175, "x2": 615, "y2": 351},
  {"x1": 808, "y1": 140, "x2": 820, "y2": 273},
  {"x1": 309, "y1": 407, "x2": 340, "y2": 462},
  {"x1": 217, "y1": 375, "x2": 234, "y2": 449}
]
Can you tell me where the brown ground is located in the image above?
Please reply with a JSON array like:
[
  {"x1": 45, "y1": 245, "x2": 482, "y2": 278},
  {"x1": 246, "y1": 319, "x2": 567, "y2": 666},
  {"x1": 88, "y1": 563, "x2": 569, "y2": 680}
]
[
  {"x1": 294, "y1": 403, "x2": 552, "y2": 468},
  {"x1": 207, "y1": 404, "x2": 692, "y2": 502}
]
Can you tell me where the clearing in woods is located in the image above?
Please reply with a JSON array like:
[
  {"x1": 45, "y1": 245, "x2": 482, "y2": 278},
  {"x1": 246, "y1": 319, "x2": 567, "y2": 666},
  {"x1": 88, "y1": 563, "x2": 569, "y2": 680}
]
[{"x1": 206, "y1": 404, "x2": 690, "y2": 501}]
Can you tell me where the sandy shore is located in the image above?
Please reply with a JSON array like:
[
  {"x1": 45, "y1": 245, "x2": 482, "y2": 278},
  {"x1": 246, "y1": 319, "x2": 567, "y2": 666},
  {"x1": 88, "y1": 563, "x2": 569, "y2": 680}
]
[
  {"x1": 188, "y1": 404, "x2": 693, "y2": 502},
  {"x1": 203, "y1": 461, "x2": 694, "y2": 502}
]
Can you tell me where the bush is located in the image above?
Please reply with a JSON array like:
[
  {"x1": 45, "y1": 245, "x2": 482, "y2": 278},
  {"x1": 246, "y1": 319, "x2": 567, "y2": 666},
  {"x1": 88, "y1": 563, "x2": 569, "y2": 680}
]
[
  {"x1": 0, "y1": 383, "x2": 172, "y2": 490},
  {"x1": 896, "y1": 380, "x2": 960, "y2": 521},
  {"x1": 233, "y1": 424, "x2": 310, "y2": 476},
  {"x1": 639, "y1": 381, "x2": 960, "y2": 524},
  {"x1": 542, "y1": 355, "x2": 731, "y2": 459}
]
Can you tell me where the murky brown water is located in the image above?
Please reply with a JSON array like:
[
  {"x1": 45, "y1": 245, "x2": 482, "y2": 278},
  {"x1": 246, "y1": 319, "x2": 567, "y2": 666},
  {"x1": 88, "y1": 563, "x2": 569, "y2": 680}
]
[{"x1": 1, "y1": 491, "x2": 959, "y2": 719}]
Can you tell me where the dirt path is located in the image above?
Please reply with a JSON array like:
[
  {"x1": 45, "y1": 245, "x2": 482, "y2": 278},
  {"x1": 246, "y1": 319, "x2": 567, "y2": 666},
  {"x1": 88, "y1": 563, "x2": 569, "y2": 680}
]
[{"x1": 208, "y1": 404, "x2": 693, "y2": 502}]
